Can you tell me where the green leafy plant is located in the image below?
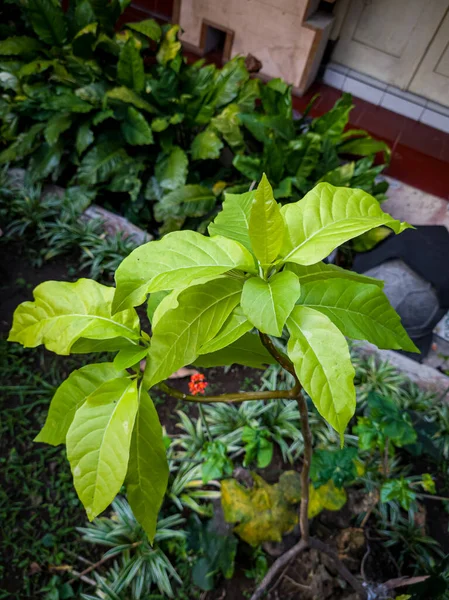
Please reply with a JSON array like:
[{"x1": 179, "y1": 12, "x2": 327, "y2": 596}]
[
  {"x1": 241, "y1": 426, "x2": 273, "y2": 468},
  {"x1": 0, "y1": 1, "x2": 390, "y2": 235},
  {"x1": 8, "y1": 177, "x2": 417, "y2": 599}
]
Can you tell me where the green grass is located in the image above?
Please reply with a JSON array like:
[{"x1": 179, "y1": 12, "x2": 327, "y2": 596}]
[{"x1": 0, "y1": 339, "x2": 104, "y2": 599}]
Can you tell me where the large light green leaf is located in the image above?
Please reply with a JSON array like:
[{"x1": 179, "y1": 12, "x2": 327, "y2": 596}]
[
  {"x1": 154, "y1": 185, "x2": 216, "y2": 223},
  {"x1": 194, "y1": 332, "x2": 276, "y2": 369},
  {"x1": 241, "y1": 272, "x2": 300, "y2": 336},
  {"x1": 143, "y1": 278, "x2": 243, "y2": 388},
  {"x1": 113, "y1": 344, "x2": 149, "y2": 370},
  {"x1": 35, "y1": 363, "x2": 125, "y2": 446},
  {"x1": 156, "y1": 25, "x2": 181, "y2": 65},
  {"x1": 280, "y1": 183, "x2": 410, "y2": 266},
  {"x1": 9, "y1": 279, "x2": 140, "y2": 355},
  {"x1": 106, "y1": 86, "x2": 156, "y2": 113},
  {"x1": 18, "y1": 59, "x2": 55, "y2": 78},
  {"x1": 0, "y1": 36, "x2": 42, "y2": 55},
  {"x1": 27, "y1": 0, "x2": 67, "y2": 46},
  {"x1": 285, "y1": 261, "x2": 383, "y2": 288},
  {"x1": 191, "y1": 129, "x2": 224, "y2": 160},
  {"x1": 117, "y1": 37, "x2": 144, "y2": 93},
  {"x1": 199, "y1": 306, "x2": 252, "y2": 354},
  {"x1": 67, "y1": 377, "x2": 138, "y2": 520},
  {"x1": 125, "y1": 19, "x2": 161, "y2": 42},
  {"x1": 297, "y1": 279, "x2": 418, "y2": 352},
  {"x1": 249, "y1": 174, "x2": 284, "y2": 266},
  {"x1": 77, "y1": 142, "x2": 129, "y2": 185},
  {"x1": 155, "y1": 146, "x2": 188, "y2": 192},
  {"x1": 113, "y1": 230, "x2": 255, "y2": 312},
  {"x1": 44, "y1": 113, "x2": 72, "y2": 146},
  {"x1": 126, "y1": 388, "x2": 168, "y2": 541},
  {"x1": 121, "y1": 107, "x2": 154, "y2": 145},
  {"x1": 287, "y1": 306, "x2": 356, "y2": 439},
  {"x1": 208, "y1": 190, "x2": 254, "y2": 252}
]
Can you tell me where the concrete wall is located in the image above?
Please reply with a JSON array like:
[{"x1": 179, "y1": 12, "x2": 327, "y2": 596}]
[{"x1": 179, "y1": 0, "x2": 325, "y2": 90}]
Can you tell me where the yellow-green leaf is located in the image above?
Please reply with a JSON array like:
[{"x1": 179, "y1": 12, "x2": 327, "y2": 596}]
[
  {"x1": 280, "y1": 183, "x2": 410, "y2": 266},
  {"x1": 249, "y1": 174, "x2": 284, "y2": 266},
  {"x1": 287, "y1": 305, "x2": 356, "y2": 440},
  {"x1": 113, "y1": 231, "x2": 255, "y2": 313},
  {"x1": 144, "y1": 278, "x2": 243, "y2": 388},
  {"x1": 241, "y1": 271, "x2": 300, "y2": 336},
  {"x1": 35, "y1": 363, "x2": 125, "y2": 446},
  {"x1": 126, "y1": 388, "x2": 168, "y2": 541},
  {"x1": 67, "y1": 377, "x2": 138, "y2": 520},
  {"x1": 8, "y1": 279, "x2": 140, "y2": 355}
]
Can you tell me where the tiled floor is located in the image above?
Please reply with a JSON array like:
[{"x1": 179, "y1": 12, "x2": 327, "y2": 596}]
[{"x1": 292, "y1": 82, "x2": 449, "y2": 200}]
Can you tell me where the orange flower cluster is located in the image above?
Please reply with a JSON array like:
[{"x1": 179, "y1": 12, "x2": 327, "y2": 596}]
[{"x1": 188, "y1": 373, "x2": 208, "y2": 396}]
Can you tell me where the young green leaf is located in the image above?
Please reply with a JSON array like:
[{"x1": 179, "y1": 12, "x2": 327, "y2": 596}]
[
  {"x1": 208, "y1": 190, "x2": 255, "y2": 252},
  {"x1": 8, "y1": 279, "x2": 140, "y2": 355},
  {"x1": 113, "y1": 231, "x2": 255, "y2": 313},
  {"x1": 241, "y1": 271, "x2": 301, "y2": 336},
  {"x1": 285, "y1": 261, "x2": 383, "y2": 288},
  {"x1": 76, "y1": 121, "x2": 94, "y2": 155},
  {"x1": 194, "y1": 332, "x2": 276, "y2": 369},
  {"x1": 287, "y1": 305, "x2": 356, "y2": 440},
  {"x1": 126, "y1": 388, "x2": 168, "y2": 541},
  {"x1": 297, "y1": 279, "x2": 418, "y2": 352},
  {"x1": 249, "y1": 174, "x2": 284, "y2": 266},
  {"x1": 199, "y1": 305, "x2": 253, "y2": 354},
  {"x1": 67, "y1": 377, "x2": 139, "y2": 520},
  {"x1": 113, "y1": 344, "x2": 149, "y2": 370},
  {"x1": 106, "y1": 86, "x2": 157, "y2": 113},
  {"x1": 117, "y1": 37, "x2": 145, "y2": 93},
  {"x1": 35, "y1": 363, "x2": 125, "y2": 446},
  {"x1": 143, "y1": 278, "x2": 243, "y2": 388},
  {"x1": 121, "y1": 107, "x2": 154, "y2": 145},
  {"x1": 280, "y1": 183, "x2": 410, "y2": 265}
]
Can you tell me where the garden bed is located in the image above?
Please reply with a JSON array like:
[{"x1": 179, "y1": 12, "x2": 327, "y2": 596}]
[{"x1": 2, "y1": 244, "x2": 449, "y2": 600}]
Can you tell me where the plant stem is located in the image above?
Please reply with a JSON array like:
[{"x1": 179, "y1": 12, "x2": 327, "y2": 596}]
[
  {"x1": 297, "y1": 393, "x2": 312, "y2": 542},
  {"x1": 157, "y1": 382, "x2": 299, "y2": 403}
]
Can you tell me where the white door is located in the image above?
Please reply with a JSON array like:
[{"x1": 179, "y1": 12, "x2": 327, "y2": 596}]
[
  {"x1": 332, "y1": 0, "x2": 449, "y2": 89},
  {"x1": 409, "y1": 9, "x2": 449, "y2": 106}
]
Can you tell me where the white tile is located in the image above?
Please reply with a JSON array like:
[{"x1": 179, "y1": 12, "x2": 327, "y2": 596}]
[
  {"x1": 385, "y1": 85, "x2": 427, "y2": 106},
  {"x1": 342, "y1": 76, "x2": 384, "y2": 105},
  {"x1": 322, "y1": 68, "x2": 345, "y2": 90},
  {"x1": 420, "y1": 108, "x2": 449, "y2": 134},
  {"x1": 380, "y1": 92, "x2": 425, "y2": 120},
  {"x1": 425, "y1": 100, "x2": 449, "y2": 118},
  {"x1": 347, "y1": 69, "x2": 387, "y2": 90},
  {"x1": 328, "y1": 62, "x2": 349, "y2": 75}
]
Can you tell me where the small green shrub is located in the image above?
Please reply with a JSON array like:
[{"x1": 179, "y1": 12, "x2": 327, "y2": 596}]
[{"x1": 8, "y1": 177, "x2": 417, "y2": 544}]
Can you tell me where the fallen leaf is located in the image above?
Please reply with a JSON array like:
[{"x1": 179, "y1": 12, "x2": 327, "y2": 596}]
[
  {"x1": 308, "y1": 481, "x2": 347, "y2": 518},
  {"x1": 221, "y1": 471, "x2": 301, "y2": 546}
]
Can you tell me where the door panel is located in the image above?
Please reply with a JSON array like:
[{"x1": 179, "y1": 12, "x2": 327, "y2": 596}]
[
  {"x1": 409, "y1": 9, "x2": 449, "y2": 106},
  {"x1": 332, "y1": 0, "x2": 449, "y2": 88}
]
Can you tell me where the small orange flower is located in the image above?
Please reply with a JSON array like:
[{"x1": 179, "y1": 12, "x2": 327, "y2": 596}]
[{"x1": 188, "y1": 373, "x2": 208, "y2": 395}]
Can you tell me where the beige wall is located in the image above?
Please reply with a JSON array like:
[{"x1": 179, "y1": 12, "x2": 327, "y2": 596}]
[{"x1": 179, "y1": 0, "x2": 320, "y2": 89}]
